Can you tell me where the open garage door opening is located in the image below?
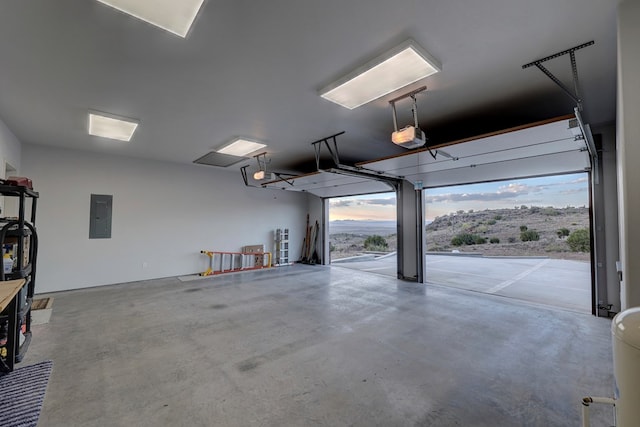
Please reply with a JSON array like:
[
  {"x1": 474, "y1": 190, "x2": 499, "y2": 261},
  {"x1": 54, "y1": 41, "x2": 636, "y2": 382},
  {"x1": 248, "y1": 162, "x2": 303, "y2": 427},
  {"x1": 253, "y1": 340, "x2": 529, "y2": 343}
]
[
  {"x1": 329, "y1": 192, "x2": 397, "y2": 278},
  {"x1": 424, "y1": 172, "x2": 592, "y2": 313}
]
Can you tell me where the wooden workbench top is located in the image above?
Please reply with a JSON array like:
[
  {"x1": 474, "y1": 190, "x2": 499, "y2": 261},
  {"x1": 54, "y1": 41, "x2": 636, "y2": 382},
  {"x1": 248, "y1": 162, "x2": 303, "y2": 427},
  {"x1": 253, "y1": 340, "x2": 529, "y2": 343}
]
[{"x1": 0, "y1": 279, "x2": 27, "y2": 312}]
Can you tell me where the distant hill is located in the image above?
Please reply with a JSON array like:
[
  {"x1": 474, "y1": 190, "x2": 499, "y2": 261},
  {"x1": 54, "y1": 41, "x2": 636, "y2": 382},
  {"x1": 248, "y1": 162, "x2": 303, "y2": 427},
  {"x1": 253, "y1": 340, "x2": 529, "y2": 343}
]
[
  {"x1": 329, "y1": 220, "x2": 396, "y2": 236},
  {"x1": 426, "y1": 206, "x2": 590, "y2": 260},
  {"x1": 327, "y1": 207, "x2": 590, "y2": 261},
  {"x1": 329, "y1": 220, "x2": 397, "y2": 260}
]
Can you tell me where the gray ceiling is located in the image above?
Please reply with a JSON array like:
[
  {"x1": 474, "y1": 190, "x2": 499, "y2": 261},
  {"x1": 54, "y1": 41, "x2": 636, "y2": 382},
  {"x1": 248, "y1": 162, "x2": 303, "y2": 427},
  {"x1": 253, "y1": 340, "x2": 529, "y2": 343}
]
[{"x1": 0, "y1": 0, "x2": 617, "y2": 175}]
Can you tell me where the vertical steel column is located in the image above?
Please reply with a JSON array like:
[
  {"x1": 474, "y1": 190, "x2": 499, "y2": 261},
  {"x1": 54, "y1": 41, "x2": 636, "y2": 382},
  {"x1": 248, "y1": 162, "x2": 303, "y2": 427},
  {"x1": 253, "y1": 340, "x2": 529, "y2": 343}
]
[
  {"x1": 322, "y1": 198, "x2": 330, "y2": 266},
  {"x1": 396, "y1": 184, "x2": 403, "y2": 279},
  {"x1": 415, "y1": 186, "x2": 425, "y2": 283}
]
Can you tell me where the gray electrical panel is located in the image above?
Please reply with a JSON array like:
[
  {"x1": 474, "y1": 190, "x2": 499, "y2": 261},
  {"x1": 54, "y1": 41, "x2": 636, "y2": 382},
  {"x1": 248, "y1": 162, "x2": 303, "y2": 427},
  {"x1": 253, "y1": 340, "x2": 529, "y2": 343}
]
[{"x1": 89, "y1": 194, "x2": 112, "y2": 239}]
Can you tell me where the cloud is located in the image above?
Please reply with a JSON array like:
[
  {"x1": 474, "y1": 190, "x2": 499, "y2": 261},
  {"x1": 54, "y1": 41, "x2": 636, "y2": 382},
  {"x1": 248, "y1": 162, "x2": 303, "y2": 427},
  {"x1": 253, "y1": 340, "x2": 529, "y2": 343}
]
[
  {"x1": 330, "y1": 197, "x2": 396, "y2": 208},
  {"x1": 539, "y1": 176, "x2": 588, "y2": 187},
  {"x1": 560, "y1": 188, "x2": 587, "y2": 195},
  {"x1": 362, "y1": 198, "x2": 396, "y2": 206},
  {"x1": 426, "y1": 192, "x2": 514, "y2": 203},
  {"x1": 569, "y1": 177, "x2": 589, "y2": 184},
  {"x1": 497, "y1": 183, "x2": 543, "y2": 194},
  {"x1": 330, "y1": 200, "x2": 354, "y2": 208},
  {"x1": 425, "y1": 181, "x2": 557, "y2": 204}
]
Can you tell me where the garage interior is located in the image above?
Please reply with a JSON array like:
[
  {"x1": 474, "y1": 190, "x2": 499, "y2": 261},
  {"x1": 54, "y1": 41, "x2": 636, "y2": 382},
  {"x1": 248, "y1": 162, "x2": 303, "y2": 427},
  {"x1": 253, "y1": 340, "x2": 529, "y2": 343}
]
[{"x1": 0, "y1": 0, "x2": 638, "y2": 426}]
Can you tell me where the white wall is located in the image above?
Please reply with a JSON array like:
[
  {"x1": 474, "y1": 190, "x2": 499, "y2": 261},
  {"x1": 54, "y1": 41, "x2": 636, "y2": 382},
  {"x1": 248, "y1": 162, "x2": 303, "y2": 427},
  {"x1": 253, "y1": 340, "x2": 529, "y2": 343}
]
[
  {"x1": 617, "y1": 0, "x2": 640, "y2": 309},
  {"x1": 0, "y1": 117, "x2": 22, "y2": 214},
  {"x1": 0, "y1": 118, "x2": 21, "y2": 172},
  {"x1": 22, "y1": 144, "x2": 309, "y2": 293}
]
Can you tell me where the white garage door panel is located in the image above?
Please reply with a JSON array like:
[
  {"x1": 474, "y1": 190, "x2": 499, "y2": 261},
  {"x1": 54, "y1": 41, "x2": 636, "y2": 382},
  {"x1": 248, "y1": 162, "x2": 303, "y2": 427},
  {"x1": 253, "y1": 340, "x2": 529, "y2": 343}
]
[
  {"x1": 403, "y1": 150, "x2": 590, "y2": 188},
  {"x1": 303, "y1": 181, "x2": 392, "y2": 198},
  {"x1": 417, "y1": 138, "x2": 583, "y2": 174},
  {"x1": 358, "y1": 115, "x2": 591, "y2": 186},
  {"x1": 447, "y1": 119, "x2": 577, "y2": 157},
  {"x1": 258, "y1": 115, "x2": 591, "y2": 197},
  {"x1": 365, "y1": 137, "x2": 583, "y2": 177},
  {"x1": 261, "y1": 170, "x2": 392, "y2": 198}
]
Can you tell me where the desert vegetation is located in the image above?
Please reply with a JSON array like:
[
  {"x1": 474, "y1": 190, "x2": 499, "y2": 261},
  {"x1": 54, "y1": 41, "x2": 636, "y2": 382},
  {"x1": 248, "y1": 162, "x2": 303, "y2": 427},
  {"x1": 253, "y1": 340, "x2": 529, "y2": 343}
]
[
  {"x1": 426, "y1": 206, "x2": 590, "y2": 261},
  {"x1": 328, "y1": 206, "x2": 590, "y2": 261}
]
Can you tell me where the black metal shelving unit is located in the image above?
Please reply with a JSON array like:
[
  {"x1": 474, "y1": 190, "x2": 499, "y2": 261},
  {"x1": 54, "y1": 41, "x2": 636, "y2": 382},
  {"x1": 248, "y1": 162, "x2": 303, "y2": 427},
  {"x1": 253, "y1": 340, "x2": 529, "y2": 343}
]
[{"x1": 0, "y1": 184, "x2": 38, "y2": 373}]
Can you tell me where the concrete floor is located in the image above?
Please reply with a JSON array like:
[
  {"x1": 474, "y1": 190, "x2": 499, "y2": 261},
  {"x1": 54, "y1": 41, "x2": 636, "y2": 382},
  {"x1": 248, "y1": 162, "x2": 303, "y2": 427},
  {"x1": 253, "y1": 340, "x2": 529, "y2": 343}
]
[
  {"x1": 335, "y1": 254, "x2": 591, "y2": 313},
  {"x1": 24, "y1": 265, "x2": 614, "y2": 426}
]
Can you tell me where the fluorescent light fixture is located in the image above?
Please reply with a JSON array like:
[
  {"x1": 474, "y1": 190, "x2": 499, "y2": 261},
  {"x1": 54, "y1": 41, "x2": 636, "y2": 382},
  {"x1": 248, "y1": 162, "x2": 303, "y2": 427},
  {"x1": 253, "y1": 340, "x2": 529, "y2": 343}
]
[
  {"x1": 319, "y1": 39, "x2": 441, "y2": 109},
  {"x1": 216, "y1": 138, "x2": 267, "y2": 157},
  {"x1": 95, "y1": 0, "x2": 205, "y2": 38},
  {"x1": 88, "y1": 112, "x2": 139, "y2": 141},
  {"x1": 392, "y1": 126, "x2": 425, "y2": 149}
]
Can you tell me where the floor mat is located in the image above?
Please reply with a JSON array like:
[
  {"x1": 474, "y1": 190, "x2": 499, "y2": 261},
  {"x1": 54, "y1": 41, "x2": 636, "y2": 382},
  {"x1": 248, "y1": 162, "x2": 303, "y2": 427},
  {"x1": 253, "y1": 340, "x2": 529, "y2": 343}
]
[{"x1": 0, "y1": 360, "x2": 53, "y2": 427}]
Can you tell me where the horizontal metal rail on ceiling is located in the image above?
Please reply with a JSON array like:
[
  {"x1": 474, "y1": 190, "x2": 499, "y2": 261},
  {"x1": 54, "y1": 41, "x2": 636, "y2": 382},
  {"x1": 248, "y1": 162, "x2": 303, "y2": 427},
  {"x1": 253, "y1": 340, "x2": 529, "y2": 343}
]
[
  {"x1": 522, "y1": 41, "x2": 598, "y2": 179},
  {"x1": 251, "y1": 132, "x2": 400, "y2": 198},
  {"x1": 310, "y1": 131, "x2": 403, "y2": 191}
]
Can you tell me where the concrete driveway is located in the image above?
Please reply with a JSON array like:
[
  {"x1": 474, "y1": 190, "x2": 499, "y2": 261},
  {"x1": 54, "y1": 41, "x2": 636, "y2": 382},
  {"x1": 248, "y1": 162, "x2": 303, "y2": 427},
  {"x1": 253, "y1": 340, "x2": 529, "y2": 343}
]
[{"x1": 333, "y1": 253, "x2": 591, "y2": 313}]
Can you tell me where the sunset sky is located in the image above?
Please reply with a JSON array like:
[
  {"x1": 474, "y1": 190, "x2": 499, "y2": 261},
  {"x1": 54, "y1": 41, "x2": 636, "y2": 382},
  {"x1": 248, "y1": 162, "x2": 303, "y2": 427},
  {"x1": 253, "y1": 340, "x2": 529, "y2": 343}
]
[{"x1": 329, "y1": 172, "x2": 590, "y2": 222}]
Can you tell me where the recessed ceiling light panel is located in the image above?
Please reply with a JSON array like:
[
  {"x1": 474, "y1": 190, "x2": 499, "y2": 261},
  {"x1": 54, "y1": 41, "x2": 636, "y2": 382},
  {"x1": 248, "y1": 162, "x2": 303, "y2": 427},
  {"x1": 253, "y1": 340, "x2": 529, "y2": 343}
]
[
  {"x1": 88, "y1": 112, "x2": 139, "y2": 142},
  {"x1": 319, "y1": 39, "x2": 441, "y2": 109},
  {"x1": 193, "y1": 151, "x2": 248, "y2": 168},
  {"x1": 96, "y1": 0, "x2": 205, "y2": 38},
  {"x1": 216, "y1": 138, "x2": 267, "y2": 157}
]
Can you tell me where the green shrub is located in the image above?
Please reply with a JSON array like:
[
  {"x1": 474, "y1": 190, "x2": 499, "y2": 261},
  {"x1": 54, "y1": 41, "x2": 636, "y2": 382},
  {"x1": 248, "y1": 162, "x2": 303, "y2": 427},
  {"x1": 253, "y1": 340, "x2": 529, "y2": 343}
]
[
  {"x1": 519, "y1": 225, "x2": 528, "y2": 232},
  {"x1": 474, "y1": 235, "x2": 488, "y2": 244},
  {"x1": 520, "y1": 230, "x2": 540, "y2": 242},
  {"x1": 567, "y1": 229, "x2": 590, "y2": 252},
  {"x1": 451, "y1": 234, "x2": 472, "y2": 246},
  {"x1": 487, "y1": 219, "x2": 496, "y2": 225},
  {"x1": 557, "y1": 228, "x2": 570, "y2": 238},
  {"x1": 490, "y1": 237, "x2": 500, "y2": 244},
  {"x1": 364, "y1": 235, "x2": 388, "y2": 250},
  {"x1": 494, "y1": 215, "x2": 503, "y2": 220},
  {"x1": 451, "y1": 233, "x2": 486, "y2": 246}
]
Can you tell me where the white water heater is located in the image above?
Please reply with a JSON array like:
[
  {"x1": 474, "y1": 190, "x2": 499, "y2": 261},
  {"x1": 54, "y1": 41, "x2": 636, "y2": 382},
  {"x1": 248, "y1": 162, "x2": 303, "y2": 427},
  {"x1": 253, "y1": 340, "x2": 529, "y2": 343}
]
[{"x1": 612, "y1": 307, "x2": 640, "y2": 426}]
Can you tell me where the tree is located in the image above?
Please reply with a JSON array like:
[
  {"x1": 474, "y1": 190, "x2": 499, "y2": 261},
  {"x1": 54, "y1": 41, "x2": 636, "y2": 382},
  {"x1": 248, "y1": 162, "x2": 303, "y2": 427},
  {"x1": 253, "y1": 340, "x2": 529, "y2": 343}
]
[
  {"x1": 567, "y1": 229, "x2": 590, "y2": 252},
  {"x1": 364, "y1": 235, "x2": 388, "y2": 250}
]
